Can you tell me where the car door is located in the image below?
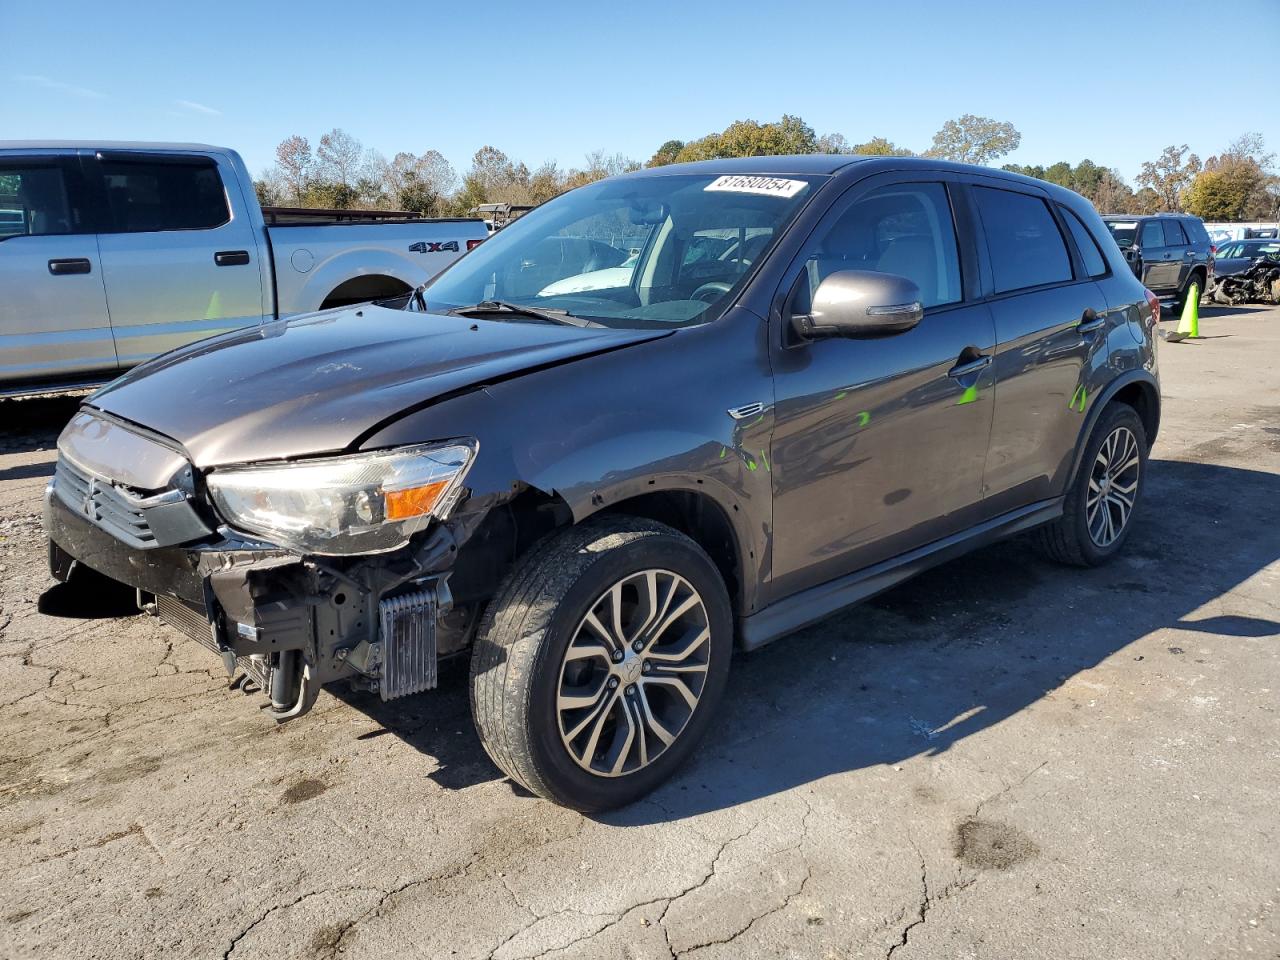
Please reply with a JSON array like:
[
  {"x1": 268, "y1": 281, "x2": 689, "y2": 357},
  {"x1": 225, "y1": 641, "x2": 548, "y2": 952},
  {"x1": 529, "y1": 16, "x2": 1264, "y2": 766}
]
[
  {"x1": 767, "y1": 174, "x2": 996, "y2": 600},
  {"x1": 0, "y1": 154, "x2": 115, "y2": 386},
  {"x1": 88, "y1": 150, "x2": 266, "y2": 368},
  {"x1": 1136, "y1": 219, "x2": 1177, "y2": 292},
  {"x1": 969, "y1": 183, "x2": 1110, "y2": 514},
  {"x1": 1162, "y1": 219, "x2": 1192, "y2": 289}
]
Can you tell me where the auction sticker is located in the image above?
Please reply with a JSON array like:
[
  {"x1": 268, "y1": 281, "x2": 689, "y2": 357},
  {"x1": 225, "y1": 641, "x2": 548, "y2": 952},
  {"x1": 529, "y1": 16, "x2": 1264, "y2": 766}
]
[{"x1": 704, "y1": 175, "x2": 807, "y2": 198}]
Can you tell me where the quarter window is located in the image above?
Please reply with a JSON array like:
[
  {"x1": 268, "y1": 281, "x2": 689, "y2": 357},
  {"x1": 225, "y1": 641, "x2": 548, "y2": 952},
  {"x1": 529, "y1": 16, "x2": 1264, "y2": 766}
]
[
  {"x1": 1059, "y1": 206, "x2": 1108, "y2": 278},
  {"x1": 97, "y1": 156, "x2": 230, "y2": 232},
  {"x1": 798, "y1": 182, "x2": 962, "y2": 310},
  {"x1": 973, "y1": 187, "x2": 1072, "y2": 293},
  {"x1": 0, "y1": 162, "x2": 83, "y2": 239}
]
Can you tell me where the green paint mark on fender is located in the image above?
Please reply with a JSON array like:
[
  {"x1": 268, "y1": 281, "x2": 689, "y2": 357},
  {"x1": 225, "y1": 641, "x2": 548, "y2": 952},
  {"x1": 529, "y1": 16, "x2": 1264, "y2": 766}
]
[
  {"x1": 857, "y1": 411, "x2": 871, "y2": 427},
  {"x1": 1070, "y1": 385, "x2": 1087, "y2": 412},
  {"x1": 957, "y1": 385, "x2": 978, "y2": 405},
  {"x1": 834, "y1": 391, "x2": 847, "y2": 401},
  {"x1": 760, "y1": 449, "x2": 771, "y2": 472},
  {"x1": 719, "y1": 446, "x2": 727, "y2": 459}
]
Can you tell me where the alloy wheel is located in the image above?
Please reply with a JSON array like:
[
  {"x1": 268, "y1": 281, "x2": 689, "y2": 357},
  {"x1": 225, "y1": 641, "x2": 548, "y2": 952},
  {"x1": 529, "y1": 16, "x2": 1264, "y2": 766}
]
[
  {"x1": 1087, "y1": 426, "x2": 1140, "y2": 547},
  {"x1": 556, "y1": 569, "x2": 711, "y2": 777}
]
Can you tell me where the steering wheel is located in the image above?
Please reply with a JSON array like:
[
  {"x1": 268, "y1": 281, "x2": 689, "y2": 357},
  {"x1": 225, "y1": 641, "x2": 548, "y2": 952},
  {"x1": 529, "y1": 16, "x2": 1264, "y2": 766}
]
[{"x1": 691, "y1": 281, "x2": 732, "y2": 303}]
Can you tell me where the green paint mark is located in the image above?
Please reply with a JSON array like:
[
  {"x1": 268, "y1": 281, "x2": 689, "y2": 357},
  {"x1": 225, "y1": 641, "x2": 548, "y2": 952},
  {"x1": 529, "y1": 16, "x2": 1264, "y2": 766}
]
[
  {"x1": 857, "y1": 411, "x2": 871, "y2": 427},
  {"x1": 746, "y1": 458, "x2": 758, "y2": 472},
  {"x1": 957, "y1": 384, "x2": 978, "y2": 405},
  {"x1": 760, "y1": 449, "x2": 771, "y2": 472},
  {"x1": 834, "y1": 391, "x2": 847, "y2": 401},
  {"x1": 1069, "y1": 385, "x2": 1087, "y2": 412},
  {"x1": 719, "y1": 446, "x2": 727, "y2": 459}
]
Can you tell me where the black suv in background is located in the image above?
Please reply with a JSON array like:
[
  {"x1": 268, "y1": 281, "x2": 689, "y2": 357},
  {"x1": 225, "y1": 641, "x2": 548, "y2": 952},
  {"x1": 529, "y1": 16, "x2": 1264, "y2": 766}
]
[
  {"x1": 1102, "y1": 213, "x2": 1213, "y2": 307},
  {"x1": 44, "y1": 157, "x2": 1161, "y2": 809}
]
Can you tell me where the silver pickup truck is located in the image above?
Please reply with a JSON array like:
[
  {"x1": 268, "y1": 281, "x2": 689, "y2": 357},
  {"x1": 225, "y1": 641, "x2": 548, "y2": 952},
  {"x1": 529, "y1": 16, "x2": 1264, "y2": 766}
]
[{"x1": 0, "y1": 141, "x2": 488, "y2": 396}]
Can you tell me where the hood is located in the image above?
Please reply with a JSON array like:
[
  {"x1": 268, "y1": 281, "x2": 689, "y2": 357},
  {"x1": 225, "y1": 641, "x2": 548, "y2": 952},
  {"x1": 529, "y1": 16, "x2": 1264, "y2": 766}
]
[{"x1": 89, "y1": 305, "x2": 667, "y2": 467}]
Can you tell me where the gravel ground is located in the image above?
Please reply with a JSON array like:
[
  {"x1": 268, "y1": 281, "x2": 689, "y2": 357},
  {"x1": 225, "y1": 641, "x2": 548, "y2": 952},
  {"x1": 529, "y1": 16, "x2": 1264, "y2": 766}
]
[{"x1": 1, "y1": 304, "x2": 1277, "y2": 960}]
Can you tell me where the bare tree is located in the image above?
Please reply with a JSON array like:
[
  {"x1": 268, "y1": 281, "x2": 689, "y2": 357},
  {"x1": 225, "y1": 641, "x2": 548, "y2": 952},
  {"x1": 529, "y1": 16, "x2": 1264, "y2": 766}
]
[
  {"x1": 315, "y1": 128, "x2": 365, "y2": 191},
  {"x1": 1136, "y1": 145, "x2": 1201, "y2": 212},
  {"x1": 274, "y1": 135, "x2": 311, "y2": 203}
]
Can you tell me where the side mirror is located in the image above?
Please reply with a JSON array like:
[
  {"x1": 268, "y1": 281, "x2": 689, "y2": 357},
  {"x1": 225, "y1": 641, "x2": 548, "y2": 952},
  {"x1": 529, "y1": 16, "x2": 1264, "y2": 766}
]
[{"x1": 791, "y1": 269, "x2": 924, "y2": 340}]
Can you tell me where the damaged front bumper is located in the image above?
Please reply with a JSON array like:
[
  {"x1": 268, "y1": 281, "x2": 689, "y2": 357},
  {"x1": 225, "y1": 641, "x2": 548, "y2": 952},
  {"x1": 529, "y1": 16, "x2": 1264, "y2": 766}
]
[{"x1": 43, "y1": 479, "x2": 466, "y2": 721}]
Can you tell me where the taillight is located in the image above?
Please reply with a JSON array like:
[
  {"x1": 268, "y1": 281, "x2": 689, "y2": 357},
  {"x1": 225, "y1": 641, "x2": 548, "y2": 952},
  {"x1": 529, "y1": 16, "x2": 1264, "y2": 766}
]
[
  {"x1": 1209, "y1": 244, "x2": 1217, "y2": 256},
  {"x1": 466, "y1": 239, "x2": 484, "y2": 251},
  {"x1": 1144, "y1": 288, "x2": 1160, "y2": 328}
]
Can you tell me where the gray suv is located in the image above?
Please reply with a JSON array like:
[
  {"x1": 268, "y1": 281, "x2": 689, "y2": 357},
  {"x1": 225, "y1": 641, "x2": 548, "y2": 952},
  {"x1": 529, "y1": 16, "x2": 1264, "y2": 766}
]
[
  {"x1": 1101, "y1": 213, "x2": 1213, "y2": 307},
  {"x1": 43, "y1": 156, "x2": 1160, "y2": 810}
]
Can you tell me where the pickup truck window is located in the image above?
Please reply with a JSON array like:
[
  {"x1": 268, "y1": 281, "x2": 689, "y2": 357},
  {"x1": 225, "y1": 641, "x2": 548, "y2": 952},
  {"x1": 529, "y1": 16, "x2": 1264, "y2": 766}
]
[
  {"x1": 423, "y1": 173, "x2": 821, "y2": 329},
  {"x1": 0, "y1": 162, "x2": 79, "y2": 239},
  {"x1": 974, "y1": 187, "x2": 1073, "y2": 293},
  {"x1": 98, "y1": 156, "x2": 230, "y2": 233}
]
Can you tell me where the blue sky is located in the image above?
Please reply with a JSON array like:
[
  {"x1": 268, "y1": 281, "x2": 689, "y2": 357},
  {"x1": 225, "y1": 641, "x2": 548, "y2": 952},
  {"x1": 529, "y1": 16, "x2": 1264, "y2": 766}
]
[{"x1": 4, "y1": 0, "x2": 1277, "y2": 184}]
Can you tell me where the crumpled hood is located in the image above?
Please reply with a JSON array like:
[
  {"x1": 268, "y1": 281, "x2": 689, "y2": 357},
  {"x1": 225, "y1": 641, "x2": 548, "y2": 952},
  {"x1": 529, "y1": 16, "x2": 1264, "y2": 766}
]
[{"x1": 89, "y1": 305, "x2": 667, "y2": 467}]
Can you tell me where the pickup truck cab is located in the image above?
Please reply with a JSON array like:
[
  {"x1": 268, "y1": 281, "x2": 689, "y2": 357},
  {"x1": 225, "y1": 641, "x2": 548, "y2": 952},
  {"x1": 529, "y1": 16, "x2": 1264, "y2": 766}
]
[
  {"x1": 0, "y1": 141, "x2": 486, "y2": 395},
  {"x1": 44, "y1": 155, "x2": 1160, "y2": 810}
]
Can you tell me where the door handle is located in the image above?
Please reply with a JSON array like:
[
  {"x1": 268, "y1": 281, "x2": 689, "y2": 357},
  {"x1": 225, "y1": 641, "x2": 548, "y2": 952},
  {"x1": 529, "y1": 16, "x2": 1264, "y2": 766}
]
[
  {"x1": 214, "y1": 250, "x2": 250, "y2": 266},
  {"x1": 948, "y1": 353, "x2": 992, "y2": 379},
  {"x1": 48, "y1": 258, "x2": 91, "y2": 276},
  {"x1": 1183, "y1": 250, "x2": 1195, "y2": 257},
  {"x1": 1078, "y1": 308, "x2": 1106, "y2": 334}
]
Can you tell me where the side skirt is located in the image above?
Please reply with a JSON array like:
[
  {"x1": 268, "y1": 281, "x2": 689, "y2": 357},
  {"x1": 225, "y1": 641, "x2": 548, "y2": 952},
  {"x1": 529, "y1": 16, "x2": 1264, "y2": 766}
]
[{"x1": 738, "y1": 498, "x2": 1063, "y2": 652}]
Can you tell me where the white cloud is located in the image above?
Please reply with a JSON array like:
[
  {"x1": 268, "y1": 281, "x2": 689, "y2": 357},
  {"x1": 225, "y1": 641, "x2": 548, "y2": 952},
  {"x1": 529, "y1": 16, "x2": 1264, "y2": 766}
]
[
  {"x1": 175, "y1": 99, "x2": 221, "y2": 116},
  {"x1": 18, "y1": 74, "x2": 107, "y2": 99}
]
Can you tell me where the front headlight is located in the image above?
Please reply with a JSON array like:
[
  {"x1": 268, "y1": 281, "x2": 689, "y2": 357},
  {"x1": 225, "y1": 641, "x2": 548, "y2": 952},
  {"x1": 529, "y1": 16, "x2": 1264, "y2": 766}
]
[{"x1": 206, "y1": 440, "x2": 477, "y2": 556}]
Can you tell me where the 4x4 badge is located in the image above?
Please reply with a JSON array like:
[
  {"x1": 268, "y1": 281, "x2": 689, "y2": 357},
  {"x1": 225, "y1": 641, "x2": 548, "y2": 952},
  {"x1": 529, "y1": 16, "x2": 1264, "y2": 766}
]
[{"x1": 408, "y1": 240, "x2": 459, "y2": 254}]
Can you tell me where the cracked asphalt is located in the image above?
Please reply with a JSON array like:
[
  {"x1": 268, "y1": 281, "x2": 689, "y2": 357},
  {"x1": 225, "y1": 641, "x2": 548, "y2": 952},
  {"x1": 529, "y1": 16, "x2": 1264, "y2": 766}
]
[{"x1": 2, "y1": 304, "x2": 1278, "y2": 960}]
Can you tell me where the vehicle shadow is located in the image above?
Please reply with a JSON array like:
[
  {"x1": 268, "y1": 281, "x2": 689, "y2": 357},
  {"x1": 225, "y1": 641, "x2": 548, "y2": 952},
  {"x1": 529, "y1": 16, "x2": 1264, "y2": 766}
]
[
  {"x1": 332, "y1": 458, "x2": 1279, "y2": 816},
  {"x1": 0, "y1": 395, "x2": 84, "y2": 455}
]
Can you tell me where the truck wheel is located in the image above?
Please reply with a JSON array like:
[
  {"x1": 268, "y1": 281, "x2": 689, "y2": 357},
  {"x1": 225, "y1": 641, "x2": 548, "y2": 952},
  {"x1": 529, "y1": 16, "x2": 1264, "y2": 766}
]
[
  {"x1": 1178, "y1": 273, "x2": 1204, "y2": 311},
  {"x1": 470, "y1": 517, "x2": 732, "y2": 811},
  {"x1": 1033, "y1": 404, "x2": 1148, "y2": 567}
]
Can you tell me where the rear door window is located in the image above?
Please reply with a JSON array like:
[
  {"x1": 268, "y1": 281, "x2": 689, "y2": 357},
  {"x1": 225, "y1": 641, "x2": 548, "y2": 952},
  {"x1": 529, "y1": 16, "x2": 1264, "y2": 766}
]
[
  {"x1": 1059, "y1": 206, "x2": 1108, "y2": 278},
  {"x1": 1139, "y1": 221, "x2": 1165, "y2": 250},
  {"x1": 0, "y1": 160, "x2": 87, "y2": 240},
  {"x1": 1162, "y1": 220, "x2": 1188, "y2": 247},
  {"x1": 96, "y1": 155, "x2": 230, "y2": 233},
  {"x1": 973, "y1": 186, "x2": 1072, "y2": 293}
]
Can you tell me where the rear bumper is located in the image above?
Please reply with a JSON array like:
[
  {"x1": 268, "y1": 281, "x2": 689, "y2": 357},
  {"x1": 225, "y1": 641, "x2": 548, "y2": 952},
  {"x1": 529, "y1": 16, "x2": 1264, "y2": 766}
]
[{"x1": 43, "y1": 482, "x2": 453, "y2": 718}]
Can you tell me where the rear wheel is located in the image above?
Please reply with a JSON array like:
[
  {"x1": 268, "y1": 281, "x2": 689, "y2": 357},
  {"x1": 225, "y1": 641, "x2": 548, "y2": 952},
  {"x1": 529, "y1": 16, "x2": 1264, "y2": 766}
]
[
  {"x1": 1034, "y1": 404, "x2": 1147, "y2": 567},
  {"x1": 1178, "y1": 272, "x2": 1204, "y2": 311},
  {"x1": 469, "y1": 517, "x2": 732, "y2": 811}
]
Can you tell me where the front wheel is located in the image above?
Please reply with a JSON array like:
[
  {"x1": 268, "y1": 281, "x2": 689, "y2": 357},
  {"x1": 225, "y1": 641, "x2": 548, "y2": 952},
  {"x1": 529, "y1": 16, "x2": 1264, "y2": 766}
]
[
  {"x1": 1033, "y1": 404, "x2": 1148, "y2": 567},
  {"x1": 469, "y1": 517, "x2": 733, "y2": 811}
]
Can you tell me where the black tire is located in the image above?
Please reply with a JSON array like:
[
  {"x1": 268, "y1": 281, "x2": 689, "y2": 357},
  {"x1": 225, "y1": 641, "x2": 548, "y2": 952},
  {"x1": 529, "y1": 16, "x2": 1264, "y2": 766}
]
[
  {"x1": 1178, "y1": 272, "x2": 1205, "y2": 311},
  {"x1": 469, "y1": 517, "x2": 733, "y2": 811},
  {"x1": 1033, "y1": 403, "x2": 1148, "y2": 567}
]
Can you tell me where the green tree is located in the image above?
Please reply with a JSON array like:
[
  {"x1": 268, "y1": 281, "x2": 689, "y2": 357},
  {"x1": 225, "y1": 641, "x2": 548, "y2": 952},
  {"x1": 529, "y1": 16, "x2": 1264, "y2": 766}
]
[
  {"x1": 647, "y1": 139, "x2": 685, "y2": 167},
  {"x1": 925, "y1": 115, "x2": 1021, "y2": 165},
  {"x1": 674, "y1": 115, "x2": 819, "y2": 162},
  {"x1": 850, "y1": 136, "x2": 912, "y2": 157},
  {"x1": 1184, "y1": 134, "x2": 1275, "y2": 221},
  {"x1": 1136, "y1": 144, "x2": 1201, "y2": 212}
]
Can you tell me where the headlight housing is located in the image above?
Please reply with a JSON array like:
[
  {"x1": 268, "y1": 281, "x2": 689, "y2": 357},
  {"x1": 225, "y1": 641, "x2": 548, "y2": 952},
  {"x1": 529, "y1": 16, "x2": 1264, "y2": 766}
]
[{"x1": 206, "y1": 440, "x2": 477, "y2": 556}]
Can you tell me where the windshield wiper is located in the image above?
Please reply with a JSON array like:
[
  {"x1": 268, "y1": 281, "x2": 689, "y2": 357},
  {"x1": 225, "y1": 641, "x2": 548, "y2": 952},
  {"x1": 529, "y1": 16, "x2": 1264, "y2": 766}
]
[{"x1": 447, "y1": 300, "x2": 598, "y2": 327}]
